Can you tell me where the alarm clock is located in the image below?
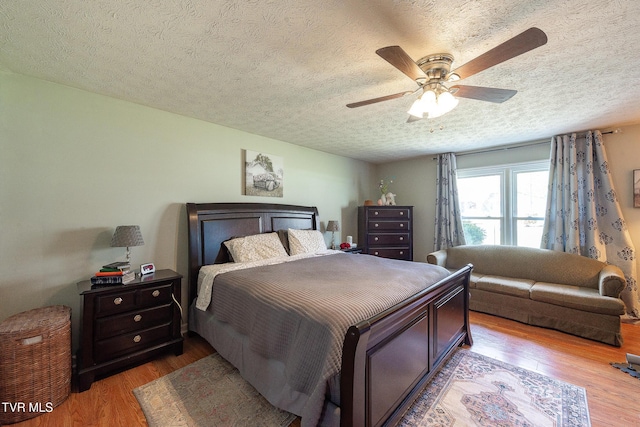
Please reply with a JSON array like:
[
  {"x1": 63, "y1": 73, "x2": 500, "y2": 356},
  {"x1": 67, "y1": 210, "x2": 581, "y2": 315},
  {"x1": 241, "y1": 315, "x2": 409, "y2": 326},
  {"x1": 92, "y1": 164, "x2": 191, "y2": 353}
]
[{"x1": 140, "y1": 263, "x2": 155, "y2": 275}]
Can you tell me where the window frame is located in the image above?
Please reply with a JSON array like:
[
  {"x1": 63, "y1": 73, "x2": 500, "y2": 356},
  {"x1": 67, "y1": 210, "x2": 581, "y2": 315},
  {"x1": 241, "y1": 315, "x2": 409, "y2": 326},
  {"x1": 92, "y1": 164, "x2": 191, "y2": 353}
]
[{"x1": 457, "y1": 160, "x2": 549, "y2": 246}]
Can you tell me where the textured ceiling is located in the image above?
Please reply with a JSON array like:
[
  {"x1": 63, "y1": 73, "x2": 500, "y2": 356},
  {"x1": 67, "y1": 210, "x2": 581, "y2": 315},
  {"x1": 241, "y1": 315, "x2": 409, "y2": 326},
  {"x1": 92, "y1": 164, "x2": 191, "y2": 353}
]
[{"x1": 2, "y1": 0, "x2": 640, "y2": 163}]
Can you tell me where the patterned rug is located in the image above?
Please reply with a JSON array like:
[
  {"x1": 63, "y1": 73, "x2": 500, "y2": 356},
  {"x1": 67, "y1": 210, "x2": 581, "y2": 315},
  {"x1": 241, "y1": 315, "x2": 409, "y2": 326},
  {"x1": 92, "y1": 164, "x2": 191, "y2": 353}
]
[
  {"x1": 400, "y1": 349, "x2": 591, "y2": 427},
  {"x1": 133, "y1": 353, "x2": 296, "y2": 427},
  {"x1": 134, "y1": 349, "x2": 590, "y2": 426}
]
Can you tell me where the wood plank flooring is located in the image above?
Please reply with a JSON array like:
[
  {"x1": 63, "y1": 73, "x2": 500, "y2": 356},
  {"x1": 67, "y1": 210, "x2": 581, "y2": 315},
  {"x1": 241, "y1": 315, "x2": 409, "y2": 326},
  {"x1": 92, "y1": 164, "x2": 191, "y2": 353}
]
[{"x1": 11, "y1": 312, "x2": 640, "y2": 426}]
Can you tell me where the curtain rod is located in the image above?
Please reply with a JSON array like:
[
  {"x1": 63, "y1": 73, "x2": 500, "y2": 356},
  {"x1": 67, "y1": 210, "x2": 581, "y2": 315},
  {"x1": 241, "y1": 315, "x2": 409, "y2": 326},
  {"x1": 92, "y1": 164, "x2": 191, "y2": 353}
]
[
  {"x1": 573, "y1": 128, "x2": 621, "y2": 137},
  {"x1": 455, "y1": 139, "x2": 549, "y2": 157},
  {"x1": 433, "y1": 128, "x2": 622, "y2": 159}
]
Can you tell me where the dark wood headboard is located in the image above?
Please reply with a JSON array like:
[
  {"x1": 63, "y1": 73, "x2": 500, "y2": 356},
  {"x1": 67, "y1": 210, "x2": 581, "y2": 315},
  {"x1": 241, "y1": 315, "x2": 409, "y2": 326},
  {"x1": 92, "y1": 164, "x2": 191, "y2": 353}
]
[{"x1": 186, "y1": 202, "x2": 320, "y2": 305}]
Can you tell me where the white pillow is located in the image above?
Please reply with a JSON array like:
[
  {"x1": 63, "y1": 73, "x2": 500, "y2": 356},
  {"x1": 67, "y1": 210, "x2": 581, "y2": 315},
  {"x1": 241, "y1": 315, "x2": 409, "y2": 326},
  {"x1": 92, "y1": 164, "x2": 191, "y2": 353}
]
[
  {"x1": 287, "y1": 229, "x2": 327, "y2": 255},
  {"x1": 224, "y1": 232, "x2": 288, "y2": 263}
]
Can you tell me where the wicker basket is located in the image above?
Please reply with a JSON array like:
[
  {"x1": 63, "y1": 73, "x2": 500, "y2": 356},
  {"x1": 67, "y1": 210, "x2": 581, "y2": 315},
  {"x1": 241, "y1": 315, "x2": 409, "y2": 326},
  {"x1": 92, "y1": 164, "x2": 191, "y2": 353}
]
[{"x1": 0, "y1": 305, "x2": 71, "y2": 424}]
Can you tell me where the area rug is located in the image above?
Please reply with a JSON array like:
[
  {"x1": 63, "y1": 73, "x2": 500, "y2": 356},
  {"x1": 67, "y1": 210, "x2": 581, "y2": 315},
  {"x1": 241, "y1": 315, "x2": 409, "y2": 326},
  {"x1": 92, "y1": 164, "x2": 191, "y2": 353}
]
[
  {"x1": 399, "y1": 349, "x2": 591, "y2": 427},
  {"x1": 133, "y1": 353, "x2": 296, "y2": 427},
  {"x1": 134, "y1": 350, "x2": 590, "y2": 427}
]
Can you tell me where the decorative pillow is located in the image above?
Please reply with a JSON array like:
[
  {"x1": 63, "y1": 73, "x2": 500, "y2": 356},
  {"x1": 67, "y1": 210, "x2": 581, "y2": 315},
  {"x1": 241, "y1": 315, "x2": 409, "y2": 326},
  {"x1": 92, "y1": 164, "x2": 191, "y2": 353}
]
[
  {"x1": 223, "y1": 232, "x2": 288, "y2": 263},
  {"x1": 287, "y1": 228, "x2": 327, "y2": 255}
]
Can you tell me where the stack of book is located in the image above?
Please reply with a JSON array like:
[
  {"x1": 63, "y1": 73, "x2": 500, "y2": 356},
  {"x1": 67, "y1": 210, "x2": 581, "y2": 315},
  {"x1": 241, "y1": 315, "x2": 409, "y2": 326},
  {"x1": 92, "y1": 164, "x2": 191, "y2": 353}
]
[{"x1": 90, "y1": 262, "x2": 136, "y2": 285}]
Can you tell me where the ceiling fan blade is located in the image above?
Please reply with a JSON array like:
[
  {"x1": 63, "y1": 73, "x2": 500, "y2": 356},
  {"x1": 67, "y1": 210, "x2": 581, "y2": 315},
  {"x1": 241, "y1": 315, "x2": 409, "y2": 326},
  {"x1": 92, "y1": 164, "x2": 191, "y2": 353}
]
[
  {"x1": 346, "y1": 91, "x2": 414, "y2": 108},
  {"x1": 450, "y1": 28, "x2": 547, "y2": 80},
  {"x1": 451, "y1": 85, "x2": 517, "y2": 103},
  {"x1": 376, "y1": 46, "x2": 427, "y2": 82}
]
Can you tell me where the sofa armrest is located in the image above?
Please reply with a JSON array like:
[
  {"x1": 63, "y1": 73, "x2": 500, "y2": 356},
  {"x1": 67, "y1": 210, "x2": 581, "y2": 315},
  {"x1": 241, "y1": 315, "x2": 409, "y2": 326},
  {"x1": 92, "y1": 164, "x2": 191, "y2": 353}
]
[
  {"x1": 427, "y1": 250, "x2": 447, "y2": 267},
  {"x1": 599, "y1": 264, "x2": 626, "y2": 297}
]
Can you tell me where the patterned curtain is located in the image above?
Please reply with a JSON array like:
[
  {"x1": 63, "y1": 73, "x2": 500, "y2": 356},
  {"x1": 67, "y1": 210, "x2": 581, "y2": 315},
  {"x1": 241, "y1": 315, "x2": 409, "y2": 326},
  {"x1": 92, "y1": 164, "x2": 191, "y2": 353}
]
[
  {"x1": 541, "y1": 131, "x2": 639, "y2": 319},
  {"x1": 434, "y1": 152, "x2": 466, "y2": 250}
]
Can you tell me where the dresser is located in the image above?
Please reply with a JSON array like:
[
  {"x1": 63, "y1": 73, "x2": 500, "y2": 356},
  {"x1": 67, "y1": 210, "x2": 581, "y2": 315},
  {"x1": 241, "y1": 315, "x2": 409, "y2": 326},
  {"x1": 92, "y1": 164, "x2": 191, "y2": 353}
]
[
  {"x1": 358, "y1": 206, "x2": 413, "y2": 260},
  {"x1": 76, "y1": 269, "x2": 184, "y2": 391}
]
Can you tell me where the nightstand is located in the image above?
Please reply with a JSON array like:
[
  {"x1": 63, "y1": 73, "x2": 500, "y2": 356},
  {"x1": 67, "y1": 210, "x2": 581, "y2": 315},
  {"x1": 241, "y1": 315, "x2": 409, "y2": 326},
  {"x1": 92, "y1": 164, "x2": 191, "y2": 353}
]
[{"x1": 76, "y1": 269, "x2": 184, "y2": 392}]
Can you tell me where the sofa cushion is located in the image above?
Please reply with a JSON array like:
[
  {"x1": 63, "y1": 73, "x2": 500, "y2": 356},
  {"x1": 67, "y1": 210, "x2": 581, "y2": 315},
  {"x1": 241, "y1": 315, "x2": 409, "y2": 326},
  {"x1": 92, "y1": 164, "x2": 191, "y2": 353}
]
[
  {"x1": 531, "y1": 282, "x2": 626, "y2": 316},
  {"x1": 444, "y1": 245, "x2": 604, "y2": 290},
  {"x1": 476, "y1": 275, "x2": 534, "y2": 298}
]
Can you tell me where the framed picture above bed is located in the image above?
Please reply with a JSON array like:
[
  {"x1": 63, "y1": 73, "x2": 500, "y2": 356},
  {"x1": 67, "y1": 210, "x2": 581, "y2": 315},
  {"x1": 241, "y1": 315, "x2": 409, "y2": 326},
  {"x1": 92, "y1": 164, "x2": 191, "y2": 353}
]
[
  {"x1": 634, "y1": 169, "x2": 640, "y2": 208},
  {"x1": 243, "y1": 150, "x2": 284, "y2": 197}
]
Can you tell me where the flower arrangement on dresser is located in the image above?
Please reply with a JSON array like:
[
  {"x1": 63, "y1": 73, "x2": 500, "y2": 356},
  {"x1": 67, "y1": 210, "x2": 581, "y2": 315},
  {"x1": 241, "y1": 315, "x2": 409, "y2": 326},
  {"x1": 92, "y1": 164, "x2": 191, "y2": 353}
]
[{"x1": 378, "y1": 179, "x2": 396, "y2": 206}]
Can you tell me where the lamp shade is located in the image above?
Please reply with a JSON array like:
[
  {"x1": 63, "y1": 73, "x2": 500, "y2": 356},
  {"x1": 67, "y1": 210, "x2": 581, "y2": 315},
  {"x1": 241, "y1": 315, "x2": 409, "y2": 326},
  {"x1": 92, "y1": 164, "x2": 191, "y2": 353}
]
[
  {"x1": 326, "y1": 221, "x2": 340, "y2": 232},
  {"x1": 110, "y1": 225, "x2": 144, "y2": 247}
]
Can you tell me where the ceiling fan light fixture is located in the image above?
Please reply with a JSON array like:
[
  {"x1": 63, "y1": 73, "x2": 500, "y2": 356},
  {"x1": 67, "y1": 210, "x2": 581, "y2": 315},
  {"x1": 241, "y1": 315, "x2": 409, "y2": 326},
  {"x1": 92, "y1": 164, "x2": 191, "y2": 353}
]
[
  {"x1": 421, "y1": 88, "x2": 458, "y2": 119},
  {"x1": 408, "y1": 89, "x2": 437, "y2": 118},
  {"x1": 408, "y1": 85, "x2": 459, "y2": 119},
  {"x1": 438, "y1": 90, "x2": 459, "y2": 112},
  {"x1": 407, "y1": 99, "x2": 425, "y2": 118},
  {"x1": 421, "y1": 90, "x2": 437, "y2": 112}
]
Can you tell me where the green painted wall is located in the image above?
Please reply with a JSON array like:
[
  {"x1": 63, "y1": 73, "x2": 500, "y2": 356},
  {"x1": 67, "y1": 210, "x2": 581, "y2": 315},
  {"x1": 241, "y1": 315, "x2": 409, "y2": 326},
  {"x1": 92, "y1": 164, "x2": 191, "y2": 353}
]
[{"x1": 0, "y1": 72, "x2": 373, "y2": 347}]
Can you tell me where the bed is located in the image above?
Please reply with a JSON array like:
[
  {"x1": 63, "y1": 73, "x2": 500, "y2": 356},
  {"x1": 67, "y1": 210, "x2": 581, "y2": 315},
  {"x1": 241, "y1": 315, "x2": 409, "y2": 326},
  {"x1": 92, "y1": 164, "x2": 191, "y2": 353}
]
[{"x1": 186, "y1": 202, "x2": 472, "y2": 427}]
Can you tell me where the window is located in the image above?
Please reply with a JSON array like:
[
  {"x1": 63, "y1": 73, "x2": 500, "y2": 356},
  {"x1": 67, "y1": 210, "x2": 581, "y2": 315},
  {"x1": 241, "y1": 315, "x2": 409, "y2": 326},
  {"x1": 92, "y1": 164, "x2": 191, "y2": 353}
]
[{"x1": 457, "y1": 161, "x2": 549, "y2": 247}]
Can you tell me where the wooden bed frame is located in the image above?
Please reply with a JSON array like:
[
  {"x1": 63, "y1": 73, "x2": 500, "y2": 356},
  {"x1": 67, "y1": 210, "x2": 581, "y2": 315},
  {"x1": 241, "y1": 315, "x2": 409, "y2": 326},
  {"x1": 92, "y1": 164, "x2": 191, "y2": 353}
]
[{"x1": 186, "y1": 202, "x2": 473, "y2": 427}]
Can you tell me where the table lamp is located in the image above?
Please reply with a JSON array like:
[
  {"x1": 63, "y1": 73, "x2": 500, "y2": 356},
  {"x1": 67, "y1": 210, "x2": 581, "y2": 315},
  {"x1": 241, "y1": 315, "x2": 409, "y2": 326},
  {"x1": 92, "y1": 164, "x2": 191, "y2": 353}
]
[
  {"x1": 326, "y1": 220, "x2": 340, "y2": 250},
  {"x1": 110, "y1": 225, "x2": 144, "y2": 263}
]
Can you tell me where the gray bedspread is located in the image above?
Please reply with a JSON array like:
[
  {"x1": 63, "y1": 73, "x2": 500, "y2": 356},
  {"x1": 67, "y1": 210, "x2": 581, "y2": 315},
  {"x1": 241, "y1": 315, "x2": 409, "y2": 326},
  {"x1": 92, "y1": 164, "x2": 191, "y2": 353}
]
[{"x1": 206, "y1": 253, "x2": 450, "y2": 426}]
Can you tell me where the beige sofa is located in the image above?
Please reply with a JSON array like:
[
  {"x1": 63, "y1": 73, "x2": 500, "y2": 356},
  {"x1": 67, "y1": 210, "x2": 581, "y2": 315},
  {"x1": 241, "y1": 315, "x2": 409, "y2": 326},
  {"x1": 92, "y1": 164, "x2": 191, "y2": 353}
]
[{"x1": 427, "y1": 245, "x2": 626, "y2": 346}]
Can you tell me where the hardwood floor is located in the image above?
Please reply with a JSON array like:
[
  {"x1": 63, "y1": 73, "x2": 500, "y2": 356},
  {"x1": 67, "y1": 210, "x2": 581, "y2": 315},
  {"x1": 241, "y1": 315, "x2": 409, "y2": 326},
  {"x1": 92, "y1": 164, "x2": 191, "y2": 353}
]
[{"x1": 11, "y1": 312, "x2": 640, "y2": 426}]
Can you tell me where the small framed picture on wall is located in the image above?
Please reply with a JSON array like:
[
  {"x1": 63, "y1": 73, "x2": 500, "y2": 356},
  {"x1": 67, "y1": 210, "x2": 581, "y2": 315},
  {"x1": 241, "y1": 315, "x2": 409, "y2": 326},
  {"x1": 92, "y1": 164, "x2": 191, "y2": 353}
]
[
  {"x1": 243, "y1": 150, "x2": 284, "y2": 198},
  {"x1": 634, "y1": 169, "x2": 640, "y2": 208}
]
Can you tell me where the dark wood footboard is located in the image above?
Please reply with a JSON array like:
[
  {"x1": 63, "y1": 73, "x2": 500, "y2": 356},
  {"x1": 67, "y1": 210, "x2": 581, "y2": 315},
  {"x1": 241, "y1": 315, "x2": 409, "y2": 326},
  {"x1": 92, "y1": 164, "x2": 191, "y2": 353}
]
[{"x1": 340, "y1": 264, "x2": 473, "y2": 427}]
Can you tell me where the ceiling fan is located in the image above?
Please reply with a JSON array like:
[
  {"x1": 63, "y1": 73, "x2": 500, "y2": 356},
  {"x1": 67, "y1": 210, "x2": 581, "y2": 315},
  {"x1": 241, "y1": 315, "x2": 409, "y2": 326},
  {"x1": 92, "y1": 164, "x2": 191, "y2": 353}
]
[{"x1": 346, "y1": 28, "x2": 547, "y2": 121}]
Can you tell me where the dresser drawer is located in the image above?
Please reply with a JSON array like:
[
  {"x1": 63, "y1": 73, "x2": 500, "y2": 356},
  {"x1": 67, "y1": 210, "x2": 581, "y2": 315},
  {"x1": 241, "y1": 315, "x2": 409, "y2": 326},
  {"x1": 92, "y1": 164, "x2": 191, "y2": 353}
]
[
  {"x1": 369, "y1": 247, "x2": 411, "y2": 260},
  {"x1": 367, "y1": 220, "x2": 410, "y2": 231},
  {"x1": 95, "y1": 289, "x2": 137, "y2": 317},
  {"x1": 95, "y1": 304, "x2": 173, "y2": 340},
  {"x1": 368, "y1": 233, "x2": 410, "y2": 245},
  {"x1": 367, "y1": 208, "x2": 410, "y2": 219},
  {"x1": 94, "y1": 323, "x2": 173, "y2": 363},
  {"x1": 139, "y1": 284, "x2": 173, "y2": 308}
]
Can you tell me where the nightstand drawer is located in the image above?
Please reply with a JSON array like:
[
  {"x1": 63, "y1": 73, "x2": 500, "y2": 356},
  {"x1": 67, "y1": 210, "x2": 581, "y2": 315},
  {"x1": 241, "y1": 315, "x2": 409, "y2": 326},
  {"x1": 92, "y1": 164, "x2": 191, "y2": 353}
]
[
  {"x1": 367, "y1": 208, "x2": 410, "y2": 219},
  {"x1": 94, "y1": 323, "x2": 173, "y2": 362},
  {"x1": 369, "y1": 247, "x2": 411, "y2": 260},
  {"x1": 95, "y1": 304, "x2": 173, "y2": 340},
  {"x1": 367, "y1": 220, "x2": 410, "y2": 231},
  {"x1": 95, "y1": 290, "x2": 137, "y2": 317},
  {"x1": 368, "y1": 233, "x2": 410, "y2": 245},
  {"x1": 139, "y1": 284, "x2": 173, "y2": 308}
]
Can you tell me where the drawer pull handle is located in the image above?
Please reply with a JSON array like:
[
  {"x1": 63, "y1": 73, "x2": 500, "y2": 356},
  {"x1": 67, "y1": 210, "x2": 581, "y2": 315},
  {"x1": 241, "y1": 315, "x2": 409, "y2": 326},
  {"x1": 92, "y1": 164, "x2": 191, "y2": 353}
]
[
  {"x1": 374, "y1": 211, "x2": 379, "y2": 215},
  {"x1": 399, "y1": 237, "x2": 404, "y2": 241},
  {"x1": 133, "y1": 335, "x2": 141, "y2": 343},
  {"x1": 152, "y1": 290, "x2": 160, "y2": 297},
  {"x1": 374, "y1": 223, "x2": 379, "y2": 227},
  {"x1": 400, "y1": 251, "x2": 404, "y2": 255},
  {"x1": 400, "y1": 212, "x2": 404, "y2": 215},
  {"x1": 374, "y1": 251, "x2": 379, "y2": 255},
  {"x1": 374, "y1": 237, "x2": 379, "y2": 241},
  {"x1": 400, "y1": 224, "x2": 404, "y2": 228},
  {"x1": 134, "y1": 314, "x2": 142, "y2": 322},
  {"x1": 114, "y1": 297, "x2": 123, "y2": 305}
]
